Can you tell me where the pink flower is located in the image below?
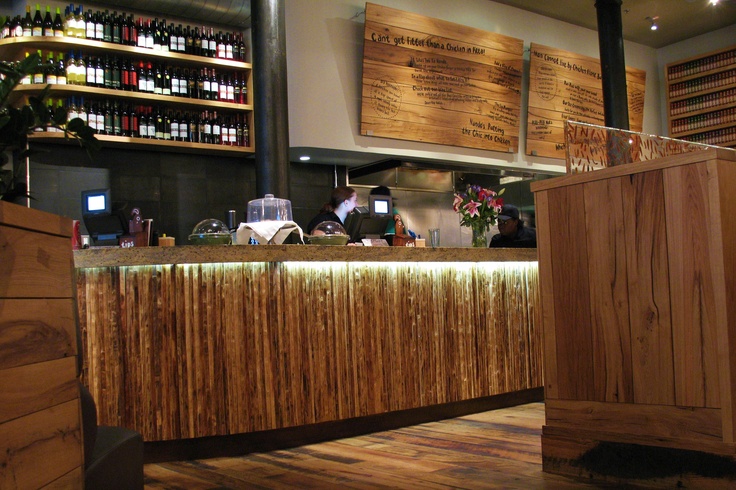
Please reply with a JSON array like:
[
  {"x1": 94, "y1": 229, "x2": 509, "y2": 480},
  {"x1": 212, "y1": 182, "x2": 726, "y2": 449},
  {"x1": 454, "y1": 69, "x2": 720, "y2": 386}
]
[
  {"x1": 463, "y1": 200, "x2": 481, "y2": 218},
  {"x1": 453, "y1": 194, "x2": 464, "y2": 212}
]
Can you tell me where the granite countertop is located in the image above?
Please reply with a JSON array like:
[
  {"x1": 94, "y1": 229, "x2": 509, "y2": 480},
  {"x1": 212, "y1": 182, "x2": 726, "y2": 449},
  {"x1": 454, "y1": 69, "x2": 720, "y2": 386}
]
[{"x1": 74, "y1": 244, "x2": 538, "y2": 268}]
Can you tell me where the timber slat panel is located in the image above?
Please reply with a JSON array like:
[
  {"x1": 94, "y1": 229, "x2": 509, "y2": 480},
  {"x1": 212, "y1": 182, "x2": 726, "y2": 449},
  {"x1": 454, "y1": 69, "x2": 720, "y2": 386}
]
[
  {"x1": 0, "y1": 298, "x2": 76, "y2": 371},
  {"x1": 621, "y1": 169, "x2": 675, "y2": 406},
  {"x1": 0, "y1": 225, "x2": 73, "y2": 299},
  {"x1": 0, "y1": 399, "x2": 82, "y2": 489},
  {"x1": 547, "y1": 185, "x2": 593, "y2": 400},
  {"x1": 583, "y1": 178, "x2": 633, "y2": 403},
  {"x1": 663, "y1": 163, "x2": 720, "y2": 408},
  {"x1": 78, "y1": 261, "x2": 542, "y2": 441}
]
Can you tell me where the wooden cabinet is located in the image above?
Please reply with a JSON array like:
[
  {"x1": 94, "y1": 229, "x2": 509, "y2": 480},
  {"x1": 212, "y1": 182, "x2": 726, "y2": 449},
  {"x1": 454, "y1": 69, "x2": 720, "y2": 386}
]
[
  {"x1": 0, "y1": 36, "x2": 254, "y2": 156},
  {"x1": 0, "y1": 201, "x2": 83, "y2": 488},
  {"x1": 532, "y1": 148, "x2": 736, "y2": 485},
  {"x1": 666, "y1": 45, "x2": 736, "y2": 147}
]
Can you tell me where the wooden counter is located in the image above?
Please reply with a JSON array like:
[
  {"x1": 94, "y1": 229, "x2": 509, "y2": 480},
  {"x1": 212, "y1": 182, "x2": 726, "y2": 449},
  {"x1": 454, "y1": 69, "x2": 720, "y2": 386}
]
[
  {"x1": 74, "y1": 245, "x2": 541, "y2": 444},
  {"x1": 532, "y1": 148, "x2": 736, "y2": 485}
]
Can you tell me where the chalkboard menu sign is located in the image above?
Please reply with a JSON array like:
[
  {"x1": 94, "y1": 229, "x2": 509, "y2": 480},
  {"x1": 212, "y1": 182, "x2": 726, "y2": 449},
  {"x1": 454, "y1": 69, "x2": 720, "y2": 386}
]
[
  {"x1": 360, "y1": 3, "x2": 524, "y2": 153},
  {"x1": 527, "y1": 43, "x2": 646, "y2": 159}
]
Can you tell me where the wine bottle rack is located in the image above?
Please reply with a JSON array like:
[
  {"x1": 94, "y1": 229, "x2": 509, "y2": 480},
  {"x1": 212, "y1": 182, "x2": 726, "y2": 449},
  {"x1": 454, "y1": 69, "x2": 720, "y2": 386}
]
[
  {"x1": 666, "y1": 45, "x2": 736, "y2": 148},
  {"x1": 0, "y1": 36, "x2": 254, "y2": 155}
]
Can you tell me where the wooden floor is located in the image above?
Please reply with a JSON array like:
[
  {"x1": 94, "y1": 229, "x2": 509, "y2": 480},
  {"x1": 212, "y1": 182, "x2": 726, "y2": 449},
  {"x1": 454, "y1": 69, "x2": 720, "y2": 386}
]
[{"x1": 143, "y1": 402, "x2": 607, "y2": 489}]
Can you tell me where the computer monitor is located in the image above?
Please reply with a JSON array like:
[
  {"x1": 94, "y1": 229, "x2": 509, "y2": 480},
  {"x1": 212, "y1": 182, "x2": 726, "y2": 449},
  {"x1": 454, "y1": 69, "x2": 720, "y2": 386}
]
[
  {"x1": 81, "y1": 189, "x2": 127, "y2": 245},
  {"x1": 369, "y1": 194, "x2": 392, "y2": 217},
  {"x1": 345, "y1": 206, "x2": 392, "y2": 242}
]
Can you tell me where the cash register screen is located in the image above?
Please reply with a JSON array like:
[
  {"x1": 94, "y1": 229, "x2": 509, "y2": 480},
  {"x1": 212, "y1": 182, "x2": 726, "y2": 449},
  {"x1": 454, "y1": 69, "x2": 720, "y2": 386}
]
[{"x1": 82, "y1": 189, "x2": 110, "y2": 215}]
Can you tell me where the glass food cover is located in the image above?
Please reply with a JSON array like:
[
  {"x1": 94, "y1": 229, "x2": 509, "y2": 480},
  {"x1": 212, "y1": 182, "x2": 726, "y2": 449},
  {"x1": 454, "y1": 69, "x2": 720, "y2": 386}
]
[{"x1": 247, "y1": 194, "x2": 293, "y2": 222}]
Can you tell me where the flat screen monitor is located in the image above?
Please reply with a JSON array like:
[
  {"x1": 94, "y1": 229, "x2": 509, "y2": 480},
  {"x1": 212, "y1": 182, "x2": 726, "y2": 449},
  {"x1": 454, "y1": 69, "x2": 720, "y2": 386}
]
[
  {"x1": 81, "y1": 189, "x2": 126, "y2": 245},
  {"x1": 82, "y1": 189, "x2": 111, "y2": 215},
  {"x1": 369, "y1": 194, "x2": 392, "y2": 217},
  {"x1": 345, "y1": 206, "x2": 392, "y2": 242}
]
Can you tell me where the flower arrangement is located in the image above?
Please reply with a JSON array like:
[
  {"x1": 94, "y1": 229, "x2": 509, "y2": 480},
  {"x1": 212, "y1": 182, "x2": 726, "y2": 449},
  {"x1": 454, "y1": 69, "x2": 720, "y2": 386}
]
[{"x1": 453, "y1": 184, "x2": 505, "y2": 247}]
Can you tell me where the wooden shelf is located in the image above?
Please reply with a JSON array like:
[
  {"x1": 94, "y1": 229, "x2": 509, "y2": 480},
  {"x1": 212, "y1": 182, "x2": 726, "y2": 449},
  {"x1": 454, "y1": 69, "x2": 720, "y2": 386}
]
[
  {"x1": 0, "y1": 36, "x2": 251, "y2": 70},
  {"x1": 666, "y1": 45, "x2": 736, "y2": 145},
  {"x1": 29, "y1": 131, "x2": 254, "y2": 156},
  {"x1": 10, "y1": 84, "x2": 252, "y2": 112}
]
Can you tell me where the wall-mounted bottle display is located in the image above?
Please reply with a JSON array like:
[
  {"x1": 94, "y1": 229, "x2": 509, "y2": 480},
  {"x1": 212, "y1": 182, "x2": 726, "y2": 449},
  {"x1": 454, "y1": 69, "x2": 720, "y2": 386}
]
[
  {"x1": 666, "y1": 45, "x2": 736, "y2": 148},
  {"x1": 0, "y1": 4, "x2": 248, "y2": 61},
  {"x1": 0, "y1": 4, "x2": 253, "y2": 156}
]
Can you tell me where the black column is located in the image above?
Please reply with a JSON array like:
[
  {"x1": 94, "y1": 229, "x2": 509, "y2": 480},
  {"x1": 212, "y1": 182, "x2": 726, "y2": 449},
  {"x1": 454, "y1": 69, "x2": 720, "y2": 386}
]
[
  {"x1": 251, "y1": 0, "x2": 290, "y2": 199},
  {"x1": 595, "y1": 0, "x2": 629, "y2": 130}
]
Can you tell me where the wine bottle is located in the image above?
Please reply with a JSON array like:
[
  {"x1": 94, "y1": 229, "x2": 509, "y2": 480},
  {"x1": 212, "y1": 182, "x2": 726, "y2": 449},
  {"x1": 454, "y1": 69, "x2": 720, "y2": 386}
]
[
  {"x1": 233, "y1": 72, "x2": 241, "y2": 104},
  {"x1": 85, "y1": 8, "x2": 95, "y2": 39},
  {"x1": 154, "y1": 106, "x2": 163, "y2": 139},
  {"x1": 210, "y1": 69, "x2": 219, "y2": 101},
  {"x1": 67, "y1": 96, "x2": 78, "y2": 123},
  {"x1": 103, "y1": 10, "x2": 111, "y2": 42},
  {"x1": 171, "y1": 67, "x2": 180, "y2": 96},
  {"x1": 177, "y1": 24, "x2": 185, "y2": 53},
  {"x1": 217, "y1": 31, "x2": 226, "y2": 58},
  {"x1": 218, "y1": 72, "x2": 227, "y2": 101},
  {"x1": 103, "y1": 55, "x2": 112, "y2": 88},
  {"x1": 121, "y1": 103, "x2": 129, "y2": 136},
  {"x1": 120, "y1": 57, "x2": 129, "y2": 90},
  {"x1": 163, "y1": 110, "x2": 171, "y2": 140},
  {"x1": 171, "y1": 112, "x2": 179, "y2": 141},
  {"x1": 22, "y1": 5, "x2": 33, "y2": 37},
  {"x1": 145, "y1": 19, "x2": 154, "y2": 48},
  {"x1": 74, "y1": 6, "x2": 84, "y2": 38},
  {"x1": 193, "y1": 27, "x2": 202, "y2": 56},
  {"x1": 137, "y1": 61, "x2": 146, "y2": 92},
  {"x1": 208, "y1": 28, "x2": 217, "y2": 58},
  {"x1": 153, "y1": 63, "x2": 163, "y2": 95},
  {"x1": 32, "y1": 4, "x2": 43, "y2": 36},
  {"x1": 112, "y1": 56, "x2": 121, "y2": 89},
  {"x1": 112, "y1": 11, "x2": 122, "y2": 44},
  {"x1": 139, "y1": 105, "x2": 148, "y2": 138},
  {"x1": 78, "y1": 97, "x2": 88, "y2": 125},
  {"x1": 146, "y1": 62, "x2": 154, "y2": 93},
  {"x1": 212, "y1": 111, "x2": 221, "y2": 145},
  {"x1": 162, "y1": 65, "x2": 171, "y2": 96},
  {"x1": 136, "y1": 18, "x2": 145, "y2": 48},
  {"x1": 180, "y1": 112, "x2": 189, "y2": 142},
  {"x1": 94, "y1": 10, "x2": 103, "y2": 40},
  {"x1": 33, "y1": 50, "x2": 45, "y2": 84},
  {"x1": 66, "y1": 51, "x2": 76, "y2": 85},
  {"x1": 129, "y1": 104, "x2": 139, "y2": 137},
  {"x1": 43, "y1": 5, "x2": 53, "y2": 36},
  {"x1": 113, "y1": 101, "x2": 122, "y2": 135},
  {"x1": 185, "y1": 25, "x2": 193, "y2": 54},
  {"x1": 96, "y1": 101, "x2": 105, "y2": 134},
  {"x1": 202, "y1": 68, "x2": 211, "y2": 100},
  {"x1": 45, "y1": 51, "x2": 57, "y2": 84},
  {"x1": 95, "y1": 55, "x2": 103, "y2": 87},
  {"x1": 54, "y1": 53, "x2": 66, "y2": 84},
  {"x1": 226, "y1": 33, "x2": 234, "y2": 60},
  {"x1": 12, "y1": 15, "x2": 23, "y2": 38},
  {"x1": 52, "y1": 7, "x2": 63, "y2": 37}
]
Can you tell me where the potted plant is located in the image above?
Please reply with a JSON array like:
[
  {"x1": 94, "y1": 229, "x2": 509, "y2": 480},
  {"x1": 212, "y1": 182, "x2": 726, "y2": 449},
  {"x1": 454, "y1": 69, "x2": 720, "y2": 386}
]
[{"x1": 0, "y1": 52, "x2": 99, "y2": 203}]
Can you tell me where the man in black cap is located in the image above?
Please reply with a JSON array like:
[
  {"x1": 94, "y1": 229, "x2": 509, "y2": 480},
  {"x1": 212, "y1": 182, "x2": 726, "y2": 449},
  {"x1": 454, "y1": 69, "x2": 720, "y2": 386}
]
[{"x1": 489, "y1": 204, "x2": 536, "y2": 248}]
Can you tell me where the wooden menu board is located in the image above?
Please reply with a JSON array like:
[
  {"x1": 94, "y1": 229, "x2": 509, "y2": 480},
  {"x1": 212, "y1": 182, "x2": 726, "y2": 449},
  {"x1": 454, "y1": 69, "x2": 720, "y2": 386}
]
[
  {"x1": 360, "y1": 3, "x2": 524, "y2": 153},
  {"x1": 527, "y1": 43, "x2": 646, "y2": 159}
]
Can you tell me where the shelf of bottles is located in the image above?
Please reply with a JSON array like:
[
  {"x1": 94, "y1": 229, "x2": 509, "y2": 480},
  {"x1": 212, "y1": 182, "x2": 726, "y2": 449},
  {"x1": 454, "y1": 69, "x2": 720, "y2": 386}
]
[
  {"x1": 0, "y1": 3, "x2": 253, "y2": 155},
  {"x1": 666, "y1": 45, "x2": 736, "y2": 148}
]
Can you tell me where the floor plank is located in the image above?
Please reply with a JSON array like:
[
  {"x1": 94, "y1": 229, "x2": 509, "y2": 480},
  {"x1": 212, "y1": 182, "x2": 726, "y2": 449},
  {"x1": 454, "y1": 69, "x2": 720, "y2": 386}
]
[{"x1": 143, "y1": 402, "x2": 607, "y2": 489}]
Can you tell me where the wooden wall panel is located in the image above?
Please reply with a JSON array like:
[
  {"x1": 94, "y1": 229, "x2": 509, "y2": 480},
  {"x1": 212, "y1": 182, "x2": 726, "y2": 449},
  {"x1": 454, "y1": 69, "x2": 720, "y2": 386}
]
[
  {"x1": 663, "y1": 163, "x2": 721, "y2": 408},
  {"x1": 621, "y1": 170, "x2": 675, "y2": 405},
  {"x1": 360, "y1": 3, "x2": 523, "y2": 152},
  {"x1": 526, "y1": 43, "x2": 646, "y2": 159},
  {"x1": 583, "y1": 178, "x2": 633, "y2": 403},
  {"x1": 78, "y1": 261, "x2": 542, "y2": 441},
  {"x1": 546, "y1": 185, "x2": 593, "y2": 400}
]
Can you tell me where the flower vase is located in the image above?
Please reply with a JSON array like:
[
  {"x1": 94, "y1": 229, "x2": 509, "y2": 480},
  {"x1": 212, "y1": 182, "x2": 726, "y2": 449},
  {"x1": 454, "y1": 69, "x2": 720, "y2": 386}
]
[{"x1": 470, "y1": 224, "x2": 487, "y2": 248}]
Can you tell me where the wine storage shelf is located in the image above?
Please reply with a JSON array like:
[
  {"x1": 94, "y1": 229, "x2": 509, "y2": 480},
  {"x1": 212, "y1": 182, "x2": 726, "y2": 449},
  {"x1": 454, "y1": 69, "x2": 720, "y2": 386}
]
[
  {"x1": 0, "y1": 36, "x2": 254, "y2": 155},
  {"x1": 666, "y1": 45, "x2": 736, "y2": 148}
]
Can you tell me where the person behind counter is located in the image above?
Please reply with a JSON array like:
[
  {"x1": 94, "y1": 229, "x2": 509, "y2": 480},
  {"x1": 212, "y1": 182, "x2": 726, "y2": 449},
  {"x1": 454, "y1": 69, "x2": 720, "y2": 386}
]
[
  {"x1": 306, "y1": 186, "x2": 358, "y2": 234},
  {"x1": 489, "y1": 204, "x2": 537, "y2": 248}
]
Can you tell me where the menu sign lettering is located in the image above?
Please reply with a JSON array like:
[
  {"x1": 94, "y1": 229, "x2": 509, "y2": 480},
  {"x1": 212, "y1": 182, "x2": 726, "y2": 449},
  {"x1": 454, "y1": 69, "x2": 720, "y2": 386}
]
[
  {"x1": 361, "y1": 3, "x2": 524, "y2": 153},
  {"x1": 527, "y1": 43, "x2": 646, "y2": 159}
]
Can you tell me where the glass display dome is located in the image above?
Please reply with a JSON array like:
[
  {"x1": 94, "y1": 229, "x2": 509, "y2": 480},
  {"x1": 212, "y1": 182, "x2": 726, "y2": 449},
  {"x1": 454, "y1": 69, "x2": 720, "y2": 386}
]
[{"x1": 188, "y1": 218, "x2": 232, "y2": 245}]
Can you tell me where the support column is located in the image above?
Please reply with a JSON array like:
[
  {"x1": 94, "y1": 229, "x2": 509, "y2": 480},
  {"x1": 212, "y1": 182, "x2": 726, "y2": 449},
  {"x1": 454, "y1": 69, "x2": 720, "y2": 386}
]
[
  {"x1": 251, "y1": 0, "x2": 290, "y2": 199},
  {"x1": 595, "y1": 0, "x2": 629, "y2": 130}
]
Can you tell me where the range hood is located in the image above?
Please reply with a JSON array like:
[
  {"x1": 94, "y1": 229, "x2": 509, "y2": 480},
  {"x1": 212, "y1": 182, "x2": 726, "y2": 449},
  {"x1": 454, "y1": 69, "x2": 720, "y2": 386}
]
[{"x1": 348, "y1": 158, "x2": 538, "y2": 193}]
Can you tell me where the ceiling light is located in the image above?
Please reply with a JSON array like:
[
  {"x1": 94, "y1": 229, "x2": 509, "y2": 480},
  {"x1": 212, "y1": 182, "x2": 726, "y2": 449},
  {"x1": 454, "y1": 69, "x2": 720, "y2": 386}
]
[
  {"x1": 710, "y1": 0, "x2": 720, "y2": 6},
  {"x1": 299, "y1": 155, "x2": 311, "y2": 161},
  {"x1": 646, "y1": 16, "x2": 659, "y2": 31}
]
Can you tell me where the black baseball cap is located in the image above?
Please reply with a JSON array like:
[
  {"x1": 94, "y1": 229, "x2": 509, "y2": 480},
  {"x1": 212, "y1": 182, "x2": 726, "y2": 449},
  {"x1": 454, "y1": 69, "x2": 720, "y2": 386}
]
[{"x1": 498, "y1": 204, "x2": 520, "y2": 221}]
